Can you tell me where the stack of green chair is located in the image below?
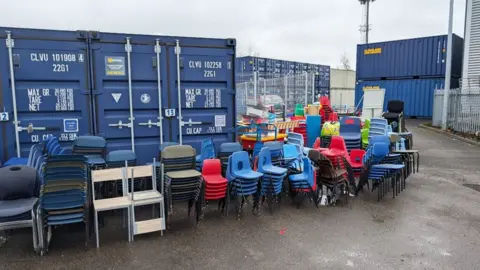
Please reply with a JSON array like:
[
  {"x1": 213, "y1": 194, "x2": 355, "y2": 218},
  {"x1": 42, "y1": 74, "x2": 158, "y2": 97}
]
[
  {"x1": 361, "y1": 119, "x2": 371, "y2": 149},
  {"x1": 294, "y1": 104, "x2": 304, "y2": 117}
]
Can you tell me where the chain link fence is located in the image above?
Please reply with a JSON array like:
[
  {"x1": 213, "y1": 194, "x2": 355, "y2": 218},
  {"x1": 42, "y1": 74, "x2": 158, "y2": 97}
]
[
  {"x1": 433, "y1": 78, "x2": 480, "y2": 135},
  {"x1": 236, "y1": 71, "x2": 317, "y2": 118}
]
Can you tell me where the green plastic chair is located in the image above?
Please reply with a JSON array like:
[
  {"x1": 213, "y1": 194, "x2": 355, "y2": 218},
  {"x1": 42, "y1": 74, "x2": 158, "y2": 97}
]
[
  {"x1": 294, "y1": 104, "x2": 304, "y2": 117},
  {"x1": 361, "y1": 128, "x2": 369, "y2": 149},
  {"x1": 363, "y1": 119, "x2": 371, "y2": 129}
]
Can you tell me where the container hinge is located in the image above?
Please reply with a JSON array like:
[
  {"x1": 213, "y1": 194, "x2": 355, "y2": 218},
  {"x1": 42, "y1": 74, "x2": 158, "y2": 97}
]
[
  {"x1": 5, "y1": 35, "x2": 14, "y2": 48},
  {"x1": 154, "y1": 44, "x2": 161, "y2": 54},
  {"x1": 17, "y1": 123, "x2": 46, "y2": 133},
  {"x1": 109, "y1": 120, "x2": 132, "y2": 129},
  {"x1": 174, "y1": 46, "x2": 181, "y2": 55},
  {"x1": 139, "y1": 120, "x2": 161, "y2": 128},
  {"x1": 125, "y1": 41, "x2": 132, "y2": 53}
]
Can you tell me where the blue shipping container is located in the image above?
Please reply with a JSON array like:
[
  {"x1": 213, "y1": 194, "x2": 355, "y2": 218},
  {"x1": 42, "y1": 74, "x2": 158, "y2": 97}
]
[
  {"x1": 355, "y1": 78, "x2": 459, "y2": 118},
  {"x1": 0, "y1": 27, "x2": 236, "y2": 164},
  {"x1": 236, "y1": 56, "x2": 331, "y2": 90},
  {"x1": 356, "y1": 34, "x2": 464, "y2": 80}
]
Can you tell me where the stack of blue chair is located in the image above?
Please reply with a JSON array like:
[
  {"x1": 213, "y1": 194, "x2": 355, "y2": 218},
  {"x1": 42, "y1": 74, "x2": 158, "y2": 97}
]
[
  {"x1": 38, "y1": 155, "x2": 89, "y2": 253},
  {"x1": 72, "y1": 136, "x2": 107, "y2": 169},
  {"x1": 361, "y1": 142, "x2": 405, "y2": 201},
  {"x1": 339, "y1": 117, "x2": 362, "y2": 151},
  {"x1": 106, "y1": 150, "x2": 137, "y2": 168},
  {"x1": 161, "y1": 145, "x2": 204, "y2": 225},
  {"x1": 263, "y1": 141, "x2": 283, "y2": 166},
  {"x1": 45, "y1": 137, "x2": 67, "y2": 156},
  {"x1": 282, "y1": 144, "x2": 303, "y2": 171},
  {"x1": 218, "y1": 142, "x2": 242, "y2": 177},
  {"x1": 287, "y1": 132, "x2": 305, "y2": 154},
  {"x1": 368, "y1": 136, "x2": 403, "y2": 164},
  {"x1": 257, "y1": 148, "x2": 287, "y2": 211},
  {"x1": 369, "y1": 118, "x2": 389, "y2": 139},
  {"x1": 196, "y1": 139, "x2": 215, "y2": 171},
  {"x1": 288, "y1": 157, "x2": 317, "y2": 207},
  {"x1": 226, "y1": 151, "x2": 263, "y2": 218}
]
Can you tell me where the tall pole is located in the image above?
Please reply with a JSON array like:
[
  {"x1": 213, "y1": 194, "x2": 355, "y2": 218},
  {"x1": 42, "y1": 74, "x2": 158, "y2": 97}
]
[
  {"x1": 442, "y1": 0, "x2": 454, "y2": 130},
  {"x1": 366, "y1": 1, "x2": 370, "y2": 44}
]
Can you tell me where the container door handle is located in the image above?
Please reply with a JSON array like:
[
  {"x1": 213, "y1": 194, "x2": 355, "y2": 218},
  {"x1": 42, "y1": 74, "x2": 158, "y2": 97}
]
[
  {"x1": 109, "y1": 120, "x2": 133, "y2": 129},
  {"x1": 17, "y1": 123, "x2": 47, "y2": 133},
  {"x1": 138, "y1": 119, "x2": 161, "y2": 128}
]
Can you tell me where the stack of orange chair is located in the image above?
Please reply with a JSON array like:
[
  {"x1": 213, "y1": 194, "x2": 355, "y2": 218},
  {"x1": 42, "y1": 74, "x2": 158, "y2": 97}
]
[{"x1": 319, "y1": 96, "x2": 335, "y2": 126}]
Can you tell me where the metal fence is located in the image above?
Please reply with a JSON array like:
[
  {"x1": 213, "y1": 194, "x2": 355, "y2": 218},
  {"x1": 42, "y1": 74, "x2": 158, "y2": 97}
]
[
  {"x1": 235, "y1": 71, "x2": 317, "y2": 117},
  {"x1": 433, "y1": 83, "x2": 480, "y2": 134}
]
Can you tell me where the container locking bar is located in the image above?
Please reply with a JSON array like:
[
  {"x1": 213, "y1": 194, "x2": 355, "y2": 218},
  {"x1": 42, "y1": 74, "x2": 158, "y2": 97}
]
[
  {"x1": 138, "y1": 120, "x2": 161, "y2": 128},
  {"x1": 181, "y1": 119, "x2": 211, "y2": 126},
  {"x1": 17, "y1": 123, "x2": 47, "y2": 133}
]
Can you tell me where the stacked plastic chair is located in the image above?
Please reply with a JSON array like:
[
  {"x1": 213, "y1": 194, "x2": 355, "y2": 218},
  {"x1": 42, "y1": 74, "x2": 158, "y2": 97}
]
[
  {"x1": 349, "y1": 149, "x2": 365, "y2": 177},
  {"x1": 359, "y1": 142, "x2": 405, "y2": 201},
  {"x1": 226, "y1": 151, "x2": 263, "y2": 218},
  {"x1": 72, "y1": 136, "x2": 107, "y2": 169},
  {"x1": 218, "y1": 142, "x2": 242, "y2": 177},
  {"x1": 319, "y1": 96, "x2": 334, "y2": 124},
  {"x1": 257, "y1": 148, "x2": 287, "y2": 212},
  {"x1": 369, "y1": 118, "x2": 389, "y2": 139},
  {"x1": 196, "y1": 139, "x2": 215, "y2": 171},
  {"x1": 38, "y1": 155, "x2": 89, "y2": 254},
  {"x1": 106, "y1": 150, "x2": 137, "y2": 168},
  {"x1": 308, "y1": 150, "x2": 348, "y2": 206},
  {"x1": 161, "y1": 145, "x2": 204, "y2": 226},
  {"x1": 312, "y1": 137, "x2": 328, "y2": 153},
  {"x1": 361, "y1": 128, "x2": 369, "y2": 149},
  {"x1": 293, "y1": 121, "x2": 307, "y2": 146},
  {"x1": 0, "y1": 165, "x2": 41, "y2": 252},
  {"x1": 287, "y1": 132, "x2": 305, "y2": 155},
  {"x1": 288, "y1": 156, "x2": 318, "y2": 208},
  {"x1": 339, "y1": 117, "x2": 362, "y2": 151},
  {"x1": 320, "y1": 136, "x2": 356, "y2": 188},
  {"x1": 282, "y1": 144, "x2": 303, "y2": 171},
  {"x1": 382, "y1": 100, "x2": 413, "y2": 149},
  {"x1": 294, "y1": 104, "x2": 305, "y2": 117},
  {"x1": 201, "y1": 159, "x2": 228, "y2": 214},
  {"x1": 263, "y1": 141, "x2": 283, "y2": 166}
]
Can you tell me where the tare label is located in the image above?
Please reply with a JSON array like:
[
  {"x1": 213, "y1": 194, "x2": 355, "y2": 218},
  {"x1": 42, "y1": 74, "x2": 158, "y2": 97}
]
[
  {"x1": 26, "y1": 88, "x2": 75, "y2": 112},
  {"x1": 184, "y1": 88, "x2": 222, "y2": 108}
]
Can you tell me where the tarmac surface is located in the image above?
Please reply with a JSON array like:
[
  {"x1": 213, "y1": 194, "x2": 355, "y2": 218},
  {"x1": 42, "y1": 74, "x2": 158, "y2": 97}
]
[{"x1": 1, "y1": 120, "x2": 480, "y2": 270}]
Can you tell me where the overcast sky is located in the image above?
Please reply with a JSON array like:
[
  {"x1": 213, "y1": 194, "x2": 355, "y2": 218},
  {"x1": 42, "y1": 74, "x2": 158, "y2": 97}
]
[{"x1": 0, "y1": 0, "x2": 467, "y2": 68}]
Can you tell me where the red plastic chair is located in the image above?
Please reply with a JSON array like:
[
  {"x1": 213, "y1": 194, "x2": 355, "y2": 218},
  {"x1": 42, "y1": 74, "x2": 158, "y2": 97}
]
[
  {"x1": 313, "y1": 137, "x2": 328, "y2": 152},
  {"x1": 202, "y1": 159, "x2": 228, "y2": 201},
  {"x1": 328, "y1": 113, "x2": 339, "y2": 122},
  {"x1": 349, "y1": 149, "x2": 365, "y2": 177}
]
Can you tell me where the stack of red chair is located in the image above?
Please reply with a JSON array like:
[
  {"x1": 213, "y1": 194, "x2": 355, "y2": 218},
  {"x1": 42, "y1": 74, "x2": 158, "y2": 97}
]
[
  {"x1": 321, "y1": 136, "x2": 365, "y2": 179},
  {"x1": 319, "y1": 97, "x2": 335, "y2": 125},
  {"x1": 312, "y1": 137, "x2": 329, "y2": 153},
  {"x1": 349, "y1": 149, "x2": 365, "y2": 177},
  {"x1": 202, "y1": 159, "x2": 228, "y2": 201}
]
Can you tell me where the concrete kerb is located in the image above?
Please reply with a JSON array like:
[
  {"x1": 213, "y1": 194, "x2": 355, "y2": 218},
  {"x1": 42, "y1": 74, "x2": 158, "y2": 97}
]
[{"x1": 418, "y1": 124, "x2": 480, "y2": 147}]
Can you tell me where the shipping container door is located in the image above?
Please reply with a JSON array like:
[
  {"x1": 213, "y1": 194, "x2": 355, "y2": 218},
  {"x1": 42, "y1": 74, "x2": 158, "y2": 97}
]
[
  {"x1": 91, "y1": 36, "x2": 167, "y2": 164},
  {"x1": 0, "y1": 29, "x2": 92, "y2": 162},
  {"x1": 169, "y1": 42, "x2": 235, "y2": 153}
]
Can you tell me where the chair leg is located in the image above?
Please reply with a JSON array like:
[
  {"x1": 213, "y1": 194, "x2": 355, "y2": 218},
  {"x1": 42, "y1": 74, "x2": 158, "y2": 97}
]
[{"x1": 94, "y1": 210, "x2": 99, "y2": 248}]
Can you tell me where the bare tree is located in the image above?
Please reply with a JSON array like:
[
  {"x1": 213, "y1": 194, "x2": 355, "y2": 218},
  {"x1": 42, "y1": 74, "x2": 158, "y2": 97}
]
[{"x1": 340, "y1": 53, "x2": 351, "y2": 70}]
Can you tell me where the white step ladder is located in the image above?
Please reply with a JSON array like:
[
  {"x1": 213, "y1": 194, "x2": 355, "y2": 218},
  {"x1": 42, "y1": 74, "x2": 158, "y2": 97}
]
[{"x1": 126, "y1": 159, "x2": 166, "y2": 239}]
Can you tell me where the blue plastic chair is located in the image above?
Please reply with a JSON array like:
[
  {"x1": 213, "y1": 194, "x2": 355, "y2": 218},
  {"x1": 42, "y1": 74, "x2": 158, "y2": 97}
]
[
  {"x1": 196, "y1": 139, "x2": 215, "y2": 170},
  {"x1": 218, "y1": 142, "x2": 242, "y2": 177},
  {"x1": 226, "y1": 151, "x2": 263, "y2": 217},
  {"x1": 257, "y1": 148, "x2": 287, "y2": 209},
  {"x1": 72, "y1": 136, "x2": 107, "y2": 168},
  {"x1": 340, "y1": 117, "x2": 362, "y2": 151},
  {"x1": 282, "y1": 144, "x2": 302, "y2": 170},
  {"x1": 263, "y1": 142, "x2": 283, "y2": 166},
  {"x1": 362, "y1": 142, "x2": 405, "y2": 201}
]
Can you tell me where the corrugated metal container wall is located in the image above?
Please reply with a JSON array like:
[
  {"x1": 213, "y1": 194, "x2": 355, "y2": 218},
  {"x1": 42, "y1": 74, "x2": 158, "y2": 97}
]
[
  {"x1": 330, "y1": 69, "x2": 356, "y2": 108},
  {"x1": 0, "y1": 27, "x2": 236, "y2": 164},
  {"x1": 355, "y1": 78, "x2": 460, "y2": 118},
  {"x1": 462, "y1": 0, "x2": 480, "y2": 82},
  {"x1": 356, "y1": 34, "x2": 464, "y2": 80}
]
